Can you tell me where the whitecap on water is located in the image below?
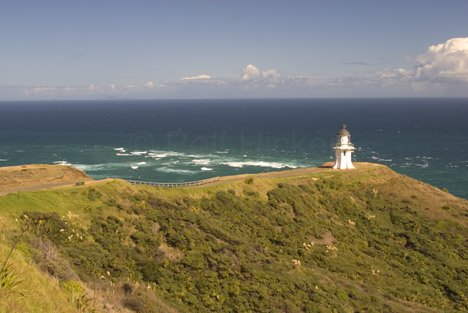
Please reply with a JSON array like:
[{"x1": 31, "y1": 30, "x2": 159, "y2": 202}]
[
  {"x1": 147, "y1": 151, "x2": 184, "y2": 158},
  {"x1": 370, "y1": 156, "x2": 392, "y2": 162},
  {"x1": 192, "y1": 159, "x2": 210, "y2": 165},
  {"x1": 222, "y1": 161, "x2": 297, "y2": 169},
  {"x1": 72, "y1": 162, "x2": 130, "y2": 171},
  {"x1": 415, "y1": 162, "x2": 429, "y2": 168},
  {"x1": 156, "y1": 167, "x2": 198, "y2": 174},
  {"x1": 201, "y1": 167, "x2": 213, "y2": 171},
  {"x1": 53, "y1": 161, "x2": 71, "y2": 166}
]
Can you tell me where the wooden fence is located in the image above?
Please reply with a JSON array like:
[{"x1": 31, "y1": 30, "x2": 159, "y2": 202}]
[{"x1": 127, "y1": 177, "x2": 219, "y2": 188}]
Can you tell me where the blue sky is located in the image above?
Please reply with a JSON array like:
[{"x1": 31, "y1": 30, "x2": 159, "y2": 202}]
[{"x1": 1, "y1": 0, "x2": 468, "y2": 99}]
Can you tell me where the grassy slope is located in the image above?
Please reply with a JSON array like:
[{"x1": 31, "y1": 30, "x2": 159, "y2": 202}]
[
  {"x1": 0, "y1": 163, "x2": 467, "y2": 313},
  {"x1": 0, "y1": 244, "x2": 83, "y2": 313}
]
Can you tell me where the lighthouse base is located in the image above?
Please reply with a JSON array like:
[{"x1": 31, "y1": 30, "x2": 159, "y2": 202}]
[{"x1": 333, "y1": 149, "x2": 355, "y2": 170}]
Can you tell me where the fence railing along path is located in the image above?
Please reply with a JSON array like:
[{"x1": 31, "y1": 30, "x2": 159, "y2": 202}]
[{"x1": 127, "y1": 177, "x2": 220, "y2": 188}]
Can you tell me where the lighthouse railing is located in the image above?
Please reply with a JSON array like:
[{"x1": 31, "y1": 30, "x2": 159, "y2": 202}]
[{"x1": 334, "y1": 143, "x2": 354, "y2": 148}]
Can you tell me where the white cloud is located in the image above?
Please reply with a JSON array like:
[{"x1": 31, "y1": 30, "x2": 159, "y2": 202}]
[
  {"x1": 181, "y1": 74, "x2": 211, "y2": 80},
  {"x1": 145, "y1": 80, "x2": 156, "y2": 89},
  {"x1": 22, "y1": 81, "x2": 159, "y2": 99},
  {"x1": 241, "y1": 64, "x2": 281, "y2": 84},
  {"x1": 10, "y1": 37, "x2": 468, "y2": 100},
  {"x1": 374, "y1": 68, "x2": 413, "y2": 85},
  {"x1": 241, "y1": 64, "x2": 262, "y2": 80},
  {"x1": 240, "y1": 64, "x2": 304, "y2": 88},
  {"x1": 414, "y1": 37, "x2": 468, "y2": 83}
]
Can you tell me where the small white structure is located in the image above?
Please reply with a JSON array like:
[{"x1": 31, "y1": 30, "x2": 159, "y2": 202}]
[{"x1": 333, "y1": 124, "x2": 355, "y2": 170}]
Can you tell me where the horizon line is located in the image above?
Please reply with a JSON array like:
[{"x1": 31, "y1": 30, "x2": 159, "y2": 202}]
[{"x1": 1, "y1": 96, "x2": 468, "y2": 103}]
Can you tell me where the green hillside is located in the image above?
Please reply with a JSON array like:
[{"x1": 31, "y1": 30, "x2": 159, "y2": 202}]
[{"x1": 0, "y1": 163, "x2": 467, "y2": 313}]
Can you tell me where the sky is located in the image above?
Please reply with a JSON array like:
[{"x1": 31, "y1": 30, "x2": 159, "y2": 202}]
[{"x1": 1, "y1": 0, "x2": 468, "y2": 100}]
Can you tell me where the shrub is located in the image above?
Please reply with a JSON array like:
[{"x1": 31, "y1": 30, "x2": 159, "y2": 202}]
[
  {"x1": 85, "y1": 188, "x2": 102, "y2": 201},
  {"x1": 21, "y1": 211, "x2": 69, "y2": 242},
  {"x1": 244, "y1": 178, "x2": 254, "y2": 185},
  {"x1": 61, "y1": 280, "x2": 97, "y2": 312},
  {"x1": 0, "y1": 262, "x2": 23, "y2": 295},
  {"x1": 122, "y1": 289, "x2": 172, "y2": 313},
  {"x1": 30, "y1": 238, "x2": 77, "y2": 280}
]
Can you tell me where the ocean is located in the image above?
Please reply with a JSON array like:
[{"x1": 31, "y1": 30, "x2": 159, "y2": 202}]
[{"x1": 0, "y1": 98, "x2": 467, "y2": 199}]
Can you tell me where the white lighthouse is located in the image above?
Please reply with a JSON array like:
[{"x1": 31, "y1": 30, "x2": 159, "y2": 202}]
[{"x1": 333, "y1": 124, "x2": 355, "y2": 170}]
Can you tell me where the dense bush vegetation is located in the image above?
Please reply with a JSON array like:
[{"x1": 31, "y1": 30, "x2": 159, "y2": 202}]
[{"x1": 16, "y1": 174, "x2": 468, "y2": 312}]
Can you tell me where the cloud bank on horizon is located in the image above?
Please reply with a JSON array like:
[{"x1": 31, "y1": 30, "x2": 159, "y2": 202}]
[{"x1": 7, "y1": 37, "x2": 468, "y2": 100}]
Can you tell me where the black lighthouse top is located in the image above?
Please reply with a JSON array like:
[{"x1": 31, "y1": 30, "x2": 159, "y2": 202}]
[{"x1": 337, "y1": 124, "x2": 351, "y2": 137}]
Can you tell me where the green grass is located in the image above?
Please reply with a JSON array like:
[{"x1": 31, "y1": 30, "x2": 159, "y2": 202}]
[
  {"x1": 0, "y1": 244, "x2": 83, "y2": 313},
  {"x1": 0, "y1": 165, "x2": 467, "y2": 312}
]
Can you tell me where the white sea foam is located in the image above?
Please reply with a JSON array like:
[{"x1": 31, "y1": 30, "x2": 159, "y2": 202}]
[
  {"x1": 147, "y1": 151, "x2": 184, "y2": 158},
  {"x1": 114, "y1": 147, "x2": 126, "y2": 152},
  {"x1": 116, "y1": 153, "x2": 131, "y2": 156},
  {"x1": 0, "y1": 159, "x2": 8, "y2": 162},
  {"x1": 201, "y1": 167, "x2": 213, "y2": 171},
  {"x1": 136, "y1": 162, "x2": 146, "y2": 165},
  {"x1": 72, "y1": 162, "x2": 129, "y2": 171},
  {"x1": 131, "y1": 166, "x2": 139, "y2": 170},
  {"x1": 73, "y1": 164, "x2": 104, "y2": 171},
  {"x1": 186, "y1": 153, "x2": 217, "y2": 159},
  {"x1": 216, "y1": 150, "x2": 229, "y2": 154},
  {"x1": 161, "y1": 160, "x2": 181, "y2": 166},
  {"x1": 222, "y1": 161, "x2": 297, "y2": 169},
  {"x1": 192, "y1": 159, "x2": 211, "y2": 165},
  {"x1": 370, "y1": 156, "x2": 392, "y2": 162},
  {"x1": 130, "y1": 151, "x2": 148, "y2": 156},
  {"x1": 53, "y1": 161, "x2": 71, "y2": 166},
  {"x1": 415, "y1": 162, "x2": 429, "y2": 168},
  {"x1": 156, "y1": 167, "x2": 198, "y2": 174}
]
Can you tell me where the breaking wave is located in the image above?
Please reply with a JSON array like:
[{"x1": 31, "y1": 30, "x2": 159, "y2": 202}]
[
  {"x1": 53, "y1": 161, "x2": 71, "y2": 166},
  {"x1": 147, "y1": 151, "x2": 185, "y2": 159},
  {"x1": 222, "y1": 161, "x2": 298, "y2": 169},
  {"x1": 156, "y1": 167, "x2": 199, "y2": 174},
  {"x1": 192, "y1": 159, "x2": 211, "y2": 165}
]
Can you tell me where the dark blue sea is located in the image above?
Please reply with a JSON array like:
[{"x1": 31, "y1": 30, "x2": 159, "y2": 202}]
[{"x1": 1, "y1": 98, "x2": 467, "y2": 199}]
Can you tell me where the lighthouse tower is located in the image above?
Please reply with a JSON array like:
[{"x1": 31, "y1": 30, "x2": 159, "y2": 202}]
[{"x1": 333, "y1": 124, "x2": 355, "y2": 170}]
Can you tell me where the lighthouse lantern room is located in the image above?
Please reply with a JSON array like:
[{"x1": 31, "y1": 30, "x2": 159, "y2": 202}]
[{"x1": 333, "y1": 124, "x2": 355, "y2": 170}]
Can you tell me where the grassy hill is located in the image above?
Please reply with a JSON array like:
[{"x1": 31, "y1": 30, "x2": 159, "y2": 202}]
[
  {"x1": 0, "y1": 164, "x2": 92, "y2": 196},
  {"x1": 0, "y1": 163, "x2": 467, "y2": 313}
]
